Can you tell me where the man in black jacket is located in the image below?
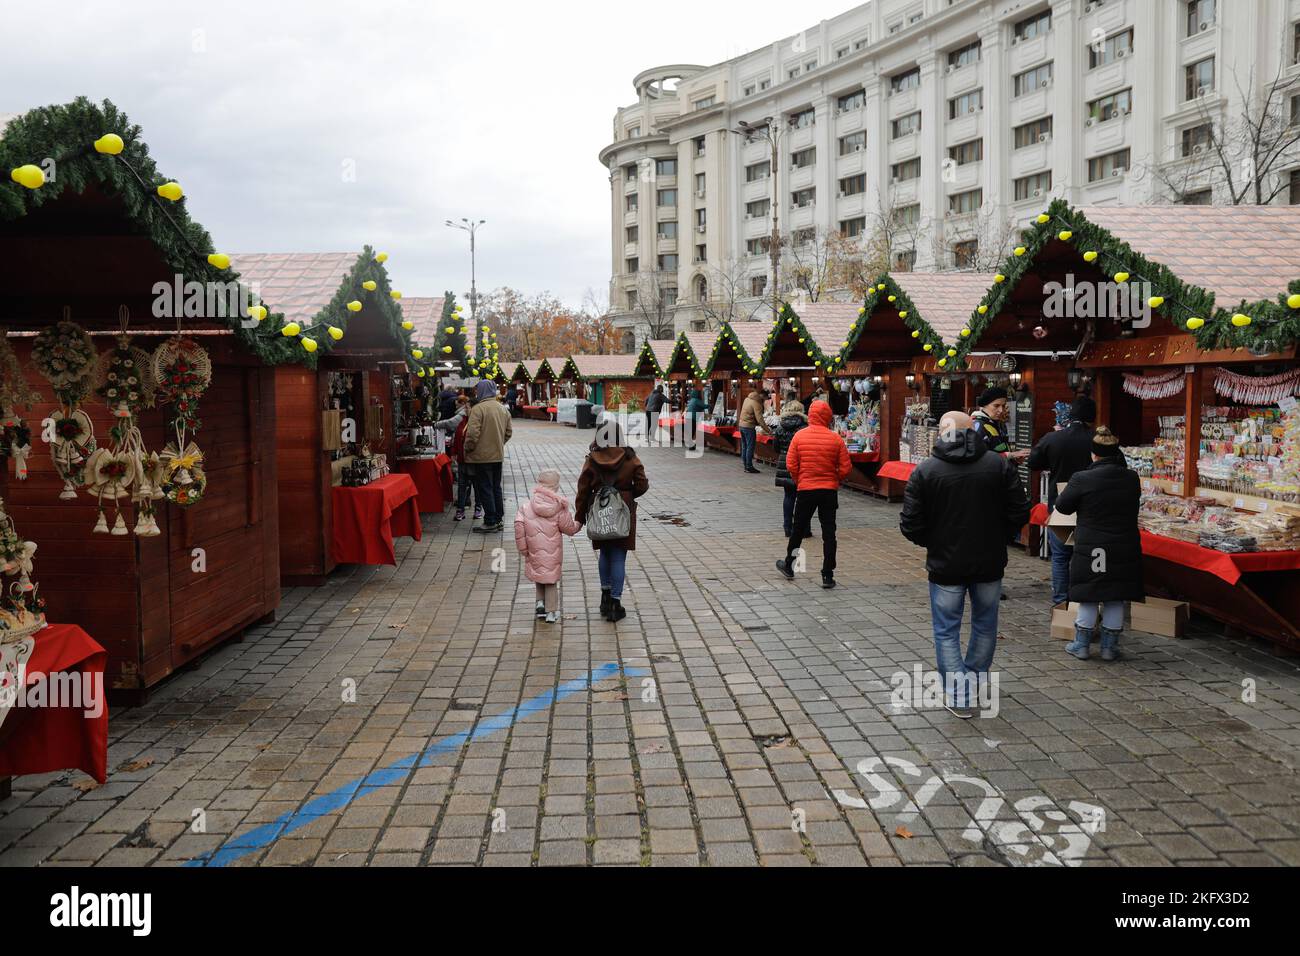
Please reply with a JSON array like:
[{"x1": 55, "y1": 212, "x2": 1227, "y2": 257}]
[
  {"x1": 644, "y1": 386, "x2": 665, "y2": 444},
  {"x1": 1027, "y1": 396, "x2": 1096, "y2": 605},
  {"x1": 900, "y1": 411, "x2": 1031, "y2": 718}
]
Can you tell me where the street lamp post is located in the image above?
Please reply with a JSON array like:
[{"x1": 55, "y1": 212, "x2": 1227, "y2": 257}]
[
  {"x1": 445, "y1": 217, "x2": 486, "y2": 324},
  {"x1": 731, "y1": 119, "x2": 783, "y2": 322}
]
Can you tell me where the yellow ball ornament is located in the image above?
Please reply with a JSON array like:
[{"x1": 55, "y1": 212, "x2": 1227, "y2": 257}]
[
  {"x1": 328, "y1": 326, "x2": 344, "y2": 340},
  {"x1": 978, "y1": 305, "x2": 989, "y2": 315},
  {"x1": 923, "y1": 343, "x2": 933, "y2": 352},
  {"x1": 207, "y1": 253, "x2": 230, "y2": 270},
  {"x1": 911, "y1": 330, "x2": 921, "y2": 339},
  {"x1": 10, "y1": 165, "x2": 45, "y2": 189},
  {"x1": 858, "y1": 307, "x2": 866, "y2": 316},
  {"x1": 1083, "y1": 251, "x2": 1098, "y2": 262},
  {"x1": 93, "y1": 133, "x2": 124, "y2": 155},
  {"x1": 416, "y1": 368, "x2": 426, "y2": 378},
  {"x1": 947, "y1": 348, "x2": 957, "y2": 357},
  {"x1": 402, "y1": 321, "x2": 414, "y2": 331},
  {"x1": 1036, "y1": 214, "x2": 1050, "y2": 224},
  {"x1": 1148, "y1": 296, "x2": 1164, "y2": 309},
  {"x1": 412, "y1": 349, "x2": 424, "y2": 359},
  {"x1": 1231, "y1": 313, "x2": 1252, "y2": 327},
  {"x1": 1287, "y1": 294, "x2": 1300, "y2": 309},
  {"x1": 937, "y1": 358, "x2": 948, "y2": 368},
  {"x1": 888, "y1": 295, "x2": 897, "y2": 302},
  {"x1": 347, "y1": 300, "x2": 362, "y2": 312},
  {"x1": 362, "y1": 280, "x2": 377, "y2": 291},
  {"x1": 1186, "y1": 317, "x2": 1205, "y2": 330},
  {"x1": 1114, "y1": 272, "x2": 1130, "y2": 283},
  {"x1": 961, "y1": 328, "x2": 971, "y2": 337},
  {"x1": 459, "y1": 327, "x2": 466, "y2": 334},
  {"x1": 281, "y1": 322, "x2": 301, "y2": 337},
  {"x1": 899, "y1": 311, "x2": 908, "y2": 318},
  {"x1": 375, "y1": 252, "x2": 388, "y2": 263},
  {"x1": 994, "y1": 274, "x2": 1005, "y2": 283},
  {"x1": 390, "y1": 291, "x2": 402, "y2": 300},
  {"x1": 442, "y1": 346, "x2": 453, "y2": 354},
  {"x1": 301, "y1": 336, "x2": 318, "y2": 353},
  {"x1": 445, "y1": 326, "x2": 455, "y2": 334},
  {"x1": 1014, "y1": 246, "x2": 1026, "y2": 257},
  {"x1": 247, "y1": 305, "x2": 268, "y2": 322},
  {"x1": 156, "y1": 181, "x2": 183, "y2": 201}
]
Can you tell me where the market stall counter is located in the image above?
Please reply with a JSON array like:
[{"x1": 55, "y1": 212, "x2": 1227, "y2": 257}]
[
  {"x1": 0, "y1": 624, "x2": 109, "y2": 787},
  {"x1": 330, "y1": 473, "x2": 422, "y2": 566},
  {"x1": 394, "y1": 453, "x2": 453, "y2": 513}
]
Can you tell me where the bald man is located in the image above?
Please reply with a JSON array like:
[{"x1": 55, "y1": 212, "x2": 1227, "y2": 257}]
[{"x1": 900, "y1": 408, "x2": 1030, "y2": 718}]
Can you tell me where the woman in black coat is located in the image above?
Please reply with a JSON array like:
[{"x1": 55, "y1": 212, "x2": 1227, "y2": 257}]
[{"x1": 1052, "y1": 426, "x2": 1144, "y2": 662}]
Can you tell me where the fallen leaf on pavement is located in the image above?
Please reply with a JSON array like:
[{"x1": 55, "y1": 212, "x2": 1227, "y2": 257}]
[
  {"x1": 117, "y1": 758, "x2": 154, "y2": 773},
  {"x1": 71, "y1": 778, "x2": 100, "y2": 793},
  {"x1": 593, "y1": 690, "x2": 628, "y2": 702},
  {"x1": 894, "y1": 826, "x2": 914, "y2": 839}
]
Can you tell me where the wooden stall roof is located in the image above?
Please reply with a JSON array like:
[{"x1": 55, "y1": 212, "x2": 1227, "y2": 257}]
[
  {"x1": 547, "y1": 356, "x2": 575, "y2": 380},
  {"x1": 568, "y1": 354, "x2": 644, "y2": 380},
  {"x1": 231, "y1": 253, "x2": 357, "y2": 326},
  {"x1": 633, "y1": 340, "x2": 664, "y2": 376},
  {"x1": 1076, "y1": 205, "x2": 1300, "y2": 306},
  {"x1": 645, "y1": 339, "x2": 679, "y2": 372},
  {"x1": 521, "y1": 358, "x2": 556, "y2": 382},
  {"x1": 892, "y1": 272, "x2": 1000, "y2": 343},
  {"x1": 400, "y1": 295, "x2": 445, "y2": 349}
]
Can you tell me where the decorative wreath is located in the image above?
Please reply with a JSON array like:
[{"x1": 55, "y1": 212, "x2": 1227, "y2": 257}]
[
  {"x1": 49, "y1": 408, "x2": 97, "y2": 498},
  {"x1": 32, "y1": 320, "x2": 97, "y2": 407},
  {"x1": 95, "y1": 334, "x2": 155, "y2": 420},
  {"x1": 152, "y1": 337, "x2": 211, "y2": 435},
  {"x1": 159, "y1": 441, "x2": 206, "y2": 506},
  {"x1": 0, "y1": 335, "x2": 39, "y2": 412}
]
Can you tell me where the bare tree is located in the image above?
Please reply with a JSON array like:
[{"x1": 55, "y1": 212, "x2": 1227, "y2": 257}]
[
  {"x1": 1147, "y1": 64, "x2": 1300, "y2": 205},
  {"x1": 696, "y1": 257, "x2": 769, "y2": 329},
  {"x1": 931, "y1": 202, "x2": 1018, "y2": 271},
  {"x1": 628, "y1": 268, "x2": 678, "y2": 340},
  {"x1": 864, "y1": 191, "x2": 930, "y2": 279},
  {"x1": 783, "y1": 227, "x2": 843, "y2": 302}
]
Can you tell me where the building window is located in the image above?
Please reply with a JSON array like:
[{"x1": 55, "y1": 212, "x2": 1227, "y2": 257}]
[
  {"x1": 627, "y1": 125, "x2": 641, "y2": 138},
  {"x1": 1014, "y1": 62, "x2": 1054, "y2": 97},
  {"x1": 625, "y1": 164, "x2": 638, "y2": 182},
  {"x1": 626, "y1": 290, "x2": 638, "y2": 309},
  {"x1": 696, "y1": 277, "x2": 708, "y2": 301},
  {"x1": 789, "y1": 107, "x2": 816, "y2": 129},
  {"x1": 948, "y1": 40, "x2": 982, "y2": 69},
  {"x1": 893, "y1": 249, "x2": 916, "y2": 271},
  {"x1": 836, "y1": 47, "x2": 850, "y2": 60},
  {"x1": 891, "y1": 158, "x2": 921, "y2": 182},
  {"x1": 626, "y1": 256, "x2": 639, "y2": 273},
  {"x1": 949, "y1": 89, "x2": 983, "y2": 118},
  {"x1": 1181, "y1": 189, "x2": 1213, "y2": 205},
  {"x1": 792, "y1": 187, "x2": 816, "y2": 208},
  {"x1": 805, "y1": 59, "x2": 818, "y2": 72},
  {"x1": 745, "y1": 198, "x2": 770, "y2": 219},
  {"x1": 1182, "y1": 124, "x2": 1213, "y2": 156},
  {"x1": 1295, "y1": 22, "x2": 1300, "y2": 63},
  {"x1": 1186, "y1": 58, "x2": 1215, "y2": 100},
  {"x1": 658, "y1": 254, "x2": 678, "y2": 271},
  {"x1": 839, "y1": 174, "x2": 867, "y2": 196},
  {"x1": 743, "y1": 84, "x2": 756, "y2": 97},
  {"x1": 626, "y1": 194, "x2": 638, "y2": 211},
  {"x1": 656, "y1": 159, "x2": 677, "y2": 177},
  {"x1": 839, "y1": 131, "x2": 867, "y2": 154},
  {"x1": 1014, "y1": 116, "x2": 1054, "y2": 148},
  {"x1": 658, "y1": 221, "x2": 678, "y2": 240},
  {"x1": 695, "y1": 173, "x2": 706, "y2": 196},
  {"x1": 657, "y1": 189, "x2": 677, "y2": 208},
  {"x1": 695, "y1": 243, "x2": 706, "y2": 263},
  {"x1": 693, "y1": 96, "x2": 715, "y2": 111},
  {"x1": 665, "y1": 287, "x2": 678, "y2": 305},
  {"x1": 953, "y1": 240, "x2": 979, "y2": 268},
  {"x1": 948, "y1": 139, "x2": 983, "y2": 166},
  {"x1": 745, "y1": 161, "x2": 771, "y2": 182},
  {"x1": 891, "y1": 111, "x2": 922, "y2": 138},
  {"x1": 1292, "y1": 95, "x2": 1300, "y2": 126},
  {"x1": 949, "y1": 188, "x2": 983, "y2": 215},
  {"x1": 839, "y1": 216, "x2": 867, "y2": 238},
  {"x1": 909, "y1": 12, "x2": 922, "y2": 25},
  {"x1": 890, "y1": 67, "x2": 921, "y2": 95},
  {"x1": 1087, "y1": 148, "x2": 1131, "y2": 181},
  {"x1": 793, "y1": 227, "x2": 815, "y2": 245},
  {"x1": 695, "y1": 208, "x2": 707, "y2": 228},
  {"x1": 750, "y1": 275, "x2": 768, "y2": 297},
  {"x1": 1088, "y1": 88, "x2": 1132, "y2": 122},
  {"x1": 1290, "y1": 169, "x2": 1300, "y2": 204},
  {"x1": 1088, "y1": 29, "x2": 1133, "y2": 69},
  {"x1": 1014, "y1": 170, "x2": 1052, "y2": 200},
  {"x1": 760, "y1": 78, "x2": 771, "y2": 90},
  {"x1": 788, "y1": 66, "x2": 801, "y2": 81},
  {"x1": 854, "y1": 38, "x2": 869, "y2": 51},
  {"x1": 1186, "y1": 0, "x2": 1215, "y2": 37},
  {"x1": 746, "y1": 237, "x2": 771, "y2": 256},
  {"x1": 837, "y1": 88, "x2": 866, "y2": 112},
  {"x1": 791, "y1": 147, "x2": 816, "y2": 169},
  {"x1": 889, "y1": 22, "x2": 902, "y2": 35},
  {"x1": 892, "y1": 203, "x2": 920, "y2": 226},
  {"x1": 1014, "y1": 10, "x2": 1051, "y2": 42},
  {"x1": 694, "y1": 136, "x2": 706, "y2": 157},
  {"x1": 626, "y1": 226, "x2": 638, "y2": 243}
]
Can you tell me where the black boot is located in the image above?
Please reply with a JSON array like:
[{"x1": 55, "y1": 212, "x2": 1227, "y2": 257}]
[
  {"x1": 608, "y1": 598, "x2": 627, "y2": 622},
  {"x1": 599, "y1": 589, "x2": 612, "y2": 619}
]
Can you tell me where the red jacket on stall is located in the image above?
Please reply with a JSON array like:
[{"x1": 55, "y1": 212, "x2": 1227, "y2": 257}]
[{"x1": 786, "y1": 400, "x2": 851, "y2": 492}]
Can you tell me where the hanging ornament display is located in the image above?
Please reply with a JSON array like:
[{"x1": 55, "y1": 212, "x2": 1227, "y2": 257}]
[
  {"x1": 1121, "y1": 368, "x2": 1185, "y2": 400},
  {"x1": 151, "y1": 337, "x2": 212, "y2": 507},
  {"x1": 87, "y1": 309, "x2": 160, "y2": 535},
  {"x1": 1211, "y1": 366, "x2": 1300, "y2": 405},
  {"x1": 32, "y1": 315, "x2": 99, "y2": 499},
  {"x1": 0, "y1": 334, "x2": 38, "y2": 482},
  {"x1": 0, "y1": 496, "x2": 44, "y2": 733}
]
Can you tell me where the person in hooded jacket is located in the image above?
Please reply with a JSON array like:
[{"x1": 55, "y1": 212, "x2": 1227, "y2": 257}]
[
  {"x1": 1027, "y1": 395, "x2": 1096, "y2": 605},
  {"x1": 775, "y1": 400, "x2": 851, "y2": 589},
  {"x1": 464, "y1": 380, "x2": 512, "y2": 532},
  {"x1": 771, "y1": 391, "x2": 809, "y2": 537},
  {"x1": 1052, "y1": 426, "x2": 1143, "y2": 662},
  {"x1": 434, "y1": 395, "x2": 477, "y2": 521},
  {"x1": 438, "y1": 386, "x2": 459, "y2": 422},
  {"x1": 900, "y1": 411, "x2": 1031, "y2": 718},
  {"x1": 514, "y1": 469, "x2": 581, "y2": 624},
  {"x1": 684, "y1": 388, "x2": 708, "y2": 450},
  {"x1": 574, "y1": 421, "x2": 649, "y2": 622}
]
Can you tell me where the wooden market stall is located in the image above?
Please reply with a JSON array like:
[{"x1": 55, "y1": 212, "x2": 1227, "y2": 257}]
[
  {"x1": 567, "y1": 354, "x2": 653, "y2": 409},
  {"x1": 959, "y1": 200, "x2": 1300, "y2": 649},
  {"x1": 517, "y1": 359, "x2": 557, "y2": 419},
  {"x1": 0, "y1": 99, "x2": 283, "y2": 697},
  {"x1": 232, "y1": 251, "x2": 424, "y2": 586}
]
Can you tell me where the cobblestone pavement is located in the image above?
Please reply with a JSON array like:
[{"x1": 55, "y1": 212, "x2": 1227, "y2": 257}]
[{"x1": 3, "y1": 419, "x2": 1300, "y2": 867}]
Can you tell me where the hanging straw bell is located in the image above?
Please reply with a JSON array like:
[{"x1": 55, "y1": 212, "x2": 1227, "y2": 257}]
[
  {"x1": 93, "y1": 510, "x2": 109, "y2": 534},
  {"x1": 111, "y1": 512, "x2": 128, "y2": 535}
]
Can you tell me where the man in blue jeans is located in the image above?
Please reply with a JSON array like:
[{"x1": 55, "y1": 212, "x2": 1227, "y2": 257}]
[
  {"x1": 900, "y1": 411, "x2": 1030, "y2": 718},
  {"x1": 1026, "y1": 396, "x2": 1096, "y2": 605}
]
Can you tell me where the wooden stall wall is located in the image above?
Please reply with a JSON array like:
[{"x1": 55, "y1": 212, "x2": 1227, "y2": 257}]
[{"x1": 274, "y1": 366, "x2": 331, "y2": 585}]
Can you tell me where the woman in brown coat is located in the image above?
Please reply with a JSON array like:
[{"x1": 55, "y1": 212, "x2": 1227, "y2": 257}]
[{"x1": 574, "y1": 421, "x2": 649, "y2": 622}]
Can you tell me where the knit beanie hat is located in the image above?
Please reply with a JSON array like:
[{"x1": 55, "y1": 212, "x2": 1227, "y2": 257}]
[
  {"x1": 977, "y1": 386, "x2": 1008, "y2": 407},
  {"x1": 1091, "y1": 425, "x2": 1123, "y2": 458}
]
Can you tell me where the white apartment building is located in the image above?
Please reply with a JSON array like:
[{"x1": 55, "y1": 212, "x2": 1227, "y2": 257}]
[{"x1": 599, "y1": 0, "x2": 1300, "y2": 346}]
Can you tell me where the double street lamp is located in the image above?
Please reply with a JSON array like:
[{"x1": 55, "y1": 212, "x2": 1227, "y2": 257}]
[
  {"x1": 730, "y1": 119, "x2": 784, "y2": 322},
  {"x1": 445, "y1": 217, "x2": 486, "y2": 323}
]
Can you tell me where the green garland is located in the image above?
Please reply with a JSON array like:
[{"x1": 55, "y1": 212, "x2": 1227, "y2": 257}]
[
  {"x1": 432, "y1": 292, "x2": 466, "y2": 374},
  {"x1": 635, "y1": 340, "x2": 663, "y2": 376}
]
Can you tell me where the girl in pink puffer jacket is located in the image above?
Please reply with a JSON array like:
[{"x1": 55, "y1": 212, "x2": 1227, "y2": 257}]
[{"x1": 513, "y1": 469, "x2": 580, "y2": 623}]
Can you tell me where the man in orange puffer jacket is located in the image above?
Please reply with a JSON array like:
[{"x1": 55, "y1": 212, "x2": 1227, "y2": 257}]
[{"x1": 776, "y1": 400, "x2": 851, "y2": 589}]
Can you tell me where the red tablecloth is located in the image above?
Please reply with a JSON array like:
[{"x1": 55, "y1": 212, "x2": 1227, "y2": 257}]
[
  {"x1": 877, "y1": 460, "x2": 917, "y2": 482},
  {"x1": 395, "y1": 455, "x2": 453, "y2": 513},
  {"x1": 757, "y1": 433, "x2": 773, "y2": 444},
  {"x1": 546, "y1": 406, "x2": 557, "y2": 414},
  {"x1": 331, "y1": 473, "x2": 422, "y2": 566},
  {"x1": 1030, "y1": 502, "x2": 1049, "y2": 526},
  {"x1": 0, "y1": 624, "x2": 108, "y2": 784},
  {"x1": 1140, "y1": 530, "x2": 1300, "y2": 586},
  {"x1": 849, "y1": 451, "x2": 880, "y2": 464},
  {"x1": 700, "y1": 423, "x2": 738, "y2": 437}
]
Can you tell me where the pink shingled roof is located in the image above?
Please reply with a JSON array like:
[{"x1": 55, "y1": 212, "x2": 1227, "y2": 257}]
[
  {"x1": 400, "y1": 296, "x2": 444, "y2": 349},
  {"x1": 568, "y1": 354, "x2": 644, "y2": 379},
  {"x1": 646, "y1": 339, "x2": 678, "y2": 370},
  {"x1": 521, "y1": 359, "x2": 552, "y2": 381},
  {"x1": 228, "y1": 252, "x2": 358, "y2": 326},
  {"x1": 546, "y1": 357, "x2": 573, "y2": 379},
  {"x1": 892, "y1": 272, "x2": 1000, "y2": 341},
  {"x1": 789, "y1": 301, "x2": 862, "y2": 351},
  {"x1": 1076, "y1": 205, "x2": 1300, "y2": 305}
]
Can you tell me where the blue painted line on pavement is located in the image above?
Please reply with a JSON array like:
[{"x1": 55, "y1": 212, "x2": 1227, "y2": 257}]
[{"x1": 186, "y1": 661, "x2": 647, "y2": 867}]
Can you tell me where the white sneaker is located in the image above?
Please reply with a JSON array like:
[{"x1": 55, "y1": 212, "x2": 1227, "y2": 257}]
[
  {"x1": 545, "y1": 611, "x2": 558, "y2": 624},
  {"x1": 535, "y1": 601, "x2": 546, "y2": 619}
]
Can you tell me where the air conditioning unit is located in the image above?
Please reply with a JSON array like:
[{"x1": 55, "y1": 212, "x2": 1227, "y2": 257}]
[
  {"x1": 1197, "y1": 85, "x2": 1209, "y2": 97},
  {"x1": 837, "y1": 190, "x2": 845, "y2": 198},
  {"x1": 693, "y1": 256, "x2": 704, "y2": 264},
  {"x1": 946, "y1": 64, "x2": 955, "y2": 74},
  {"x1": 1118, "y1": 107, "x2": 1129, "y2": 116},
  {"x1": 891, "y1": 176, "x2": 901, "y2": 184},
  {"x1": 1040, "y1": 78, "x2": 1051, "y2": 89},
  {"x1": 1086, "y1": 117, "x2": 1096, "y2": 127},
  {"x1": 1084, "y1": 1, "x2": 1095, "y2": 11},
  {"x1": 1199, "y1": 21, "x2": 1209, "y2": 32},
  {"x1": 854, "y1": 144, "x2": 865, "y2": 152},
  {"x1": 1038, "y1": 132, "x2": 1051, "y2": 143},
  {"x1": 1011, "y1": 36, "x2": 1020, "y2": 46},
  {"x1": 1033, "y1": 188, "x2": 1043, "y2": 198},
  {"x1": 695, "y1": 189, "x2": 705, "y2": 198},
  {"x1": 1112, "y1": 166, "x2": 1127, "y2": 177},
  {"x1": 696, "y1": 225, "x2": 707, "y2": 234},
  {"x1": 969, "y1": 105, "x2": 978, "y2": 114},
  {"x1": 1192, "y1": 144, "x2": 1204, "y2": 154},
  {"x1": 1116, "y1": 49, "x2": 1126, "y2": 58},
  {"x1": 1293, "y1": 51, "x2": 1300, "y2": 65}
]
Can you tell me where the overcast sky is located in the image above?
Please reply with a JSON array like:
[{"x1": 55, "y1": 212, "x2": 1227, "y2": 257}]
[{"x1": 4, "y1": 0, "x2": 857, "y2": 308}]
